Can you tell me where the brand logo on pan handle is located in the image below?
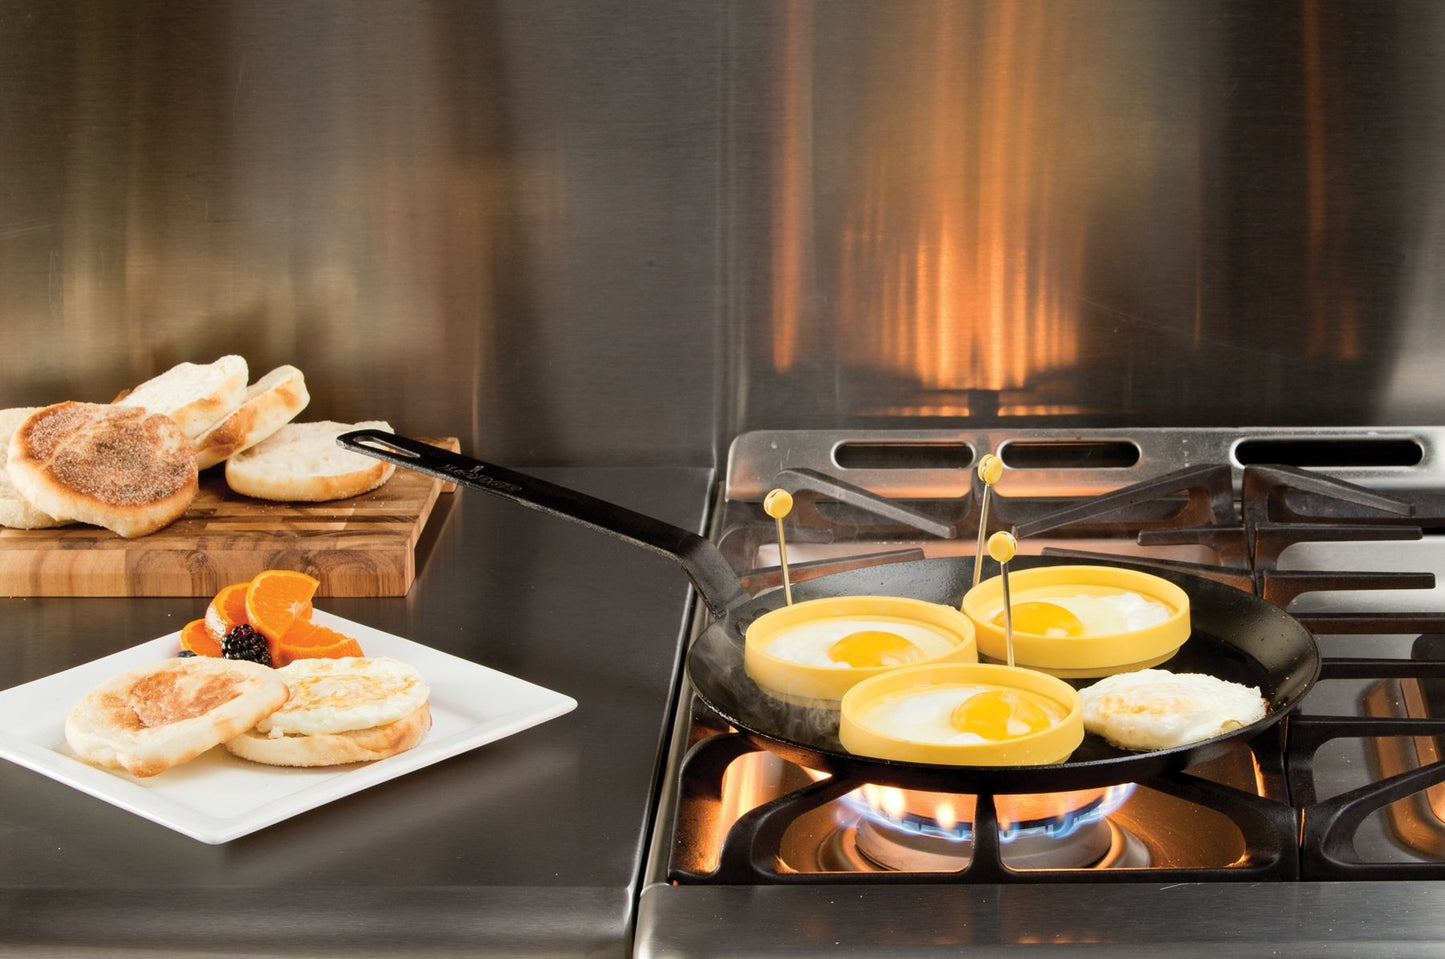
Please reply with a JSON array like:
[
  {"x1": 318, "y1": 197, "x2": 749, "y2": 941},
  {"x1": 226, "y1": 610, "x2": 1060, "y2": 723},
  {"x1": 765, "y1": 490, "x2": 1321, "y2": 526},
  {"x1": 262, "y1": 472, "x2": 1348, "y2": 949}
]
[{"x1": 435, "y1": 461, "x2": 524, "y2": 494}]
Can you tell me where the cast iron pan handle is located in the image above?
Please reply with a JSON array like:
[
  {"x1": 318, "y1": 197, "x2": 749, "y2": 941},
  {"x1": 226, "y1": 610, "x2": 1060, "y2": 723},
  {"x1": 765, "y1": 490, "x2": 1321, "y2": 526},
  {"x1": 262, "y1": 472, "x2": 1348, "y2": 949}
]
[{"x1": 338, "y1": 429, "x2": 753, "y2": 618}]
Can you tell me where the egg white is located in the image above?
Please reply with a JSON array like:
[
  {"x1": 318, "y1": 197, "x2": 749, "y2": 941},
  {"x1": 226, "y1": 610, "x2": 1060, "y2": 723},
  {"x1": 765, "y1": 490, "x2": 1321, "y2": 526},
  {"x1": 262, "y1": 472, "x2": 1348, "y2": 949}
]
[
  {"x1": 254, "y1": 656, "x2": 430, "y2": 736},
  {"x1": 991, "y1": 589, "x2": 1171, "y2": 637},
  {"x1": 764, "y1": 617, "x2": 959, "y2": 669},
  {"x1": 1079, "y1": 668, "x2": 1266, "y2": 750},
  {"x1": 857, "y1": 683, "x2": 1067, "y2": 745}
]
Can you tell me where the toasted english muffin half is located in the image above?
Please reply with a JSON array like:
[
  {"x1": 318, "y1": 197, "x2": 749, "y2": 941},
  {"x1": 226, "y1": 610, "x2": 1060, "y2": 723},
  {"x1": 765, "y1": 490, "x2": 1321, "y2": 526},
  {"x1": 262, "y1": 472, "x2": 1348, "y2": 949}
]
[
  {"x1": 7, "y1": 401, "x2": 199, "y2": 537},
  {"x1": 194, "y1": 365, "x2": 310, "y2": 470},
  {"x1": 0, "y1": 406, "x2": 67, "y2": 529},
  {"x1": 224, "y1": 420, "x2": 395, "y2": 502},
  {"x1": 116, "y1": 354, "x2": 249, "y2": 440},
  {"x1": 66, "y1": 657, "x2": 290, "y2": 778}
]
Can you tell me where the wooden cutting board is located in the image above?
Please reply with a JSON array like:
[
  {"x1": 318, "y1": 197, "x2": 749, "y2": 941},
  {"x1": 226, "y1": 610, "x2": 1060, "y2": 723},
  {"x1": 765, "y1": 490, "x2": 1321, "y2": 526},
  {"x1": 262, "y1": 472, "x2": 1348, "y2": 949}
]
[{"x1": 0, "y1": 438, "x2": 459, "y2": 598}]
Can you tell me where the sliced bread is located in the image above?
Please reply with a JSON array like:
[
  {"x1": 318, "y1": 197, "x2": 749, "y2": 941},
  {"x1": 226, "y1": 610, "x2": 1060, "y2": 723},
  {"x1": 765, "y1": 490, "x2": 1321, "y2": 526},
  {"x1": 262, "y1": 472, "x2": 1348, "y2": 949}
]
[
  {"x1": 224, "y1": 420, "x2": 396, "y2": 502},
  {"x1": 194, "y1": 365, "x2": 310, "y2": 470},
  {"x1": 0, "y1": 407, "x2": 67, "y2": 529},
  {"x1": 117, "y1": 354, "x2": 249, "y2": 440},
  {"x1": 7, "y1": 401, "x2": 199, "y2": 537}
]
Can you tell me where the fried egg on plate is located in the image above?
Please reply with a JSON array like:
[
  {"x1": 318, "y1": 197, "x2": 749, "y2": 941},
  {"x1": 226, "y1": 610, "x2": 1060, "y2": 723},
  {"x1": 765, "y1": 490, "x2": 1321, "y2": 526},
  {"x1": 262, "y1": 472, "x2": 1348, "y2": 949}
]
[
  {"x1": 989, "y1": 589, "x2": 1171, "y2": 637},
  {"x1": 253, "y1": 656, "x2": 429, "y2": 737},
  {"x1": 764, "y1": 618, "x2": 959, "y2": 669},
  {"x1": 855, "y1": 682, "x2": 1070, "y2": 745},
  {"x1": 1079, "y1": 668, "x2": 1267, "y2": 751}
]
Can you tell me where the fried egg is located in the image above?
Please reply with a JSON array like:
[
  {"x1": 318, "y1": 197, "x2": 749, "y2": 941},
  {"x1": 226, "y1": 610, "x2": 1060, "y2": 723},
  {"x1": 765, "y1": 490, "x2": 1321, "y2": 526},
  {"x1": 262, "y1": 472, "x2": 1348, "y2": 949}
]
[
  {"x1": 1079, "y1": 668, "x2": 1267, "y2": 751},
  {"x1": 854, "y1": 682, "x2": 1071, "y2": 745},
  {"x1": 253, "y1": 656, "x2": 429, "y2": 737},
  {"x1": 764, "y1": 617, "x2": 960, "y2": 669},
  {"x1": 989, "y1": 589, "x2": 1171, "y2": 637}
]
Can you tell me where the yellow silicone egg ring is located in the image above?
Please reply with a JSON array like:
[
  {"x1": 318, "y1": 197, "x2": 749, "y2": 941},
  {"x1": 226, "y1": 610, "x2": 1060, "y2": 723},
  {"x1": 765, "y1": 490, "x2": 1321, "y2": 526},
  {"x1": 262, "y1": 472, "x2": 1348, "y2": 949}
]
[
  {"x1": 839, "y1": 662, "x2": 1084, "y2": 766},
  {"x1": 960, "y1": 565, "x2": 1191, "y2": 678},
  {"x1": 743, "y1": 595, "x2": 978, "y2": 708}
]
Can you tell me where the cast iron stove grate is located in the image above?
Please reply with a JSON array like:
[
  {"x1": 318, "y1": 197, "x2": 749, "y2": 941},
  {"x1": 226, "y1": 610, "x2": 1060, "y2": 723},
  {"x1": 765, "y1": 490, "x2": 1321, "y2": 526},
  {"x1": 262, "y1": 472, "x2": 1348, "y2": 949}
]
[
  {"x1": 674, "y1": 460, "x2": 1445, "y2": 884},
  {"x1": 668, "y1": 708, "x2": 1299, "y2": 884}
]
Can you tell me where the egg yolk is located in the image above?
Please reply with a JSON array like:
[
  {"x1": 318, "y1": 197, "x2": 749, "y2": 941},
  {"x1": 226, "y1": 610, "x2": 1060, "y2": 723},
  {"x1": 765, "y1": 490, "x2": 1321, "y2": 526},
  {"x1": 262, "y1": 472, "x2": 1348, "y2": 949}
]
[
  {"x1": 827, "y1": 630, "x2": 926, "y2": 668},
  {"x1": 950, "y1": 688, "x2": 1055, "y2": 741},
  {"x1": 991, "y1": 601, "x2": 1086, "y2": 637}
]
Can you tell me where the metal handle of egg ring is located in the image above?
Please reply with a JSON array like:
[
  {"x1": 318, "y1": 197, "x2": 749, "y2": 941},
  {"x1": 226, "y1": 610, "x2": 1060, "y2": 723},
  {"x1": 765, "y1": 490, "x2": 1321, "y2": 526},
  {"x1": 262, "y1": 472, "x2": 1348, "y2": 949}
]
[{"x1": 336, "y1": 429, "x2": 753, "y2": 618}]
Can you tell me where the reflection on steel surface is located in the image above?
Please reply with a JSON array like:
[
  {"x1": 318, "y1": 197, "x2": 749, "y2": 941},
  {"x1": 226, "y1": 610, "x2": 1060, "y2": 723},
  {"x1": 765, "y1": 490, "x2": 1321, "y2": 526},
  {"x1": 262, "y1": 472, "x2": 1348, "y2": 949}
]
[{"x1": 5, "y1": 4, "x2": 1445, "y2": 452}]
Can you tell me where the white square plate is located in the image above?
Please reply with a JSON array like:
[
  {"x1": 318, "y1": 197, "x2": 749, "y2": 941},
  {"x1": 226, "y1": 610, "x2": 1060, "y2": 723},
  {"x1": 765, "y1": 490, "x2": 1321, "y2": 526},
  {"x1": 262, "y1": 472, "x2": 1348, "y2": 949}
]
[{"x1": 0, "y1": 610, "x2": 577, "y2": 844}]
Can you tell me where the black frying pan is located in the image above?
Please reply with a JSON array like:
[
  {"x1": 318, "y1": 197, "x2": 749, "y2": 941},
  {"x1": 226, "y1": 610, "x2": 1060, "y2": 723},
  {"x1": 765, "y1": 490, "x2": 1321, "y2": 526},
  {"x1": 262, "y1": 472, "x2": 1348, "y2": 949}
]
[{"x1": 339, "y1": 430, "x2": 1321, "y2": 793}]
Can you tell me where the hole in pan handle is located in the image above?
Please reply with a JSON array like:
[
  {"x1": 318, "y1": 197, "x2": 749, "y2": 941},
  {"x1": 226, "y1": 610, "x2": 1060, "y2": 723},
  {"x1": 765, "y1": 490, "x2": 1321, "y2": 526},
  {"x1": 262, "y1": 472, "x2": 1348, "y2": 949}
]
[{"x1": 337, "y1": 429, "x2": 751, "y2": 617}]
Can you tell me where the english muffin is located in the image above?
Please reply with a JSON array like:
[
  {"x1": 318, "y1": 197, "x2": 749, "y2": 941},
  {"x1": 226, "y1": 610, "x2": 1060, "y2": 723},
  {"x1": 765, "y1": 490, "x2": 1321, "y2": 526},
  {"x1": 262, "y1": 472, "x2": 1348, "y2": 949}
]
[
  {"x1": 116, "y1": 354, "x2": 249, "y2": 440},
  {"x1": 6, "y1": 401, "x2": 199, "y2": 537},
  {"x1": 0, "y1": 406, "x2": 67, "y2": 529},
  {"x1": 66, "y1": 657, "x2": 290, "y2": 778},
  {"x1": 225, "y1": 656, "x2": 431, "y2": 767},
  {"x1": 193, "y1": 365, "x2": 310, "y2": 470},
  {"x1": 224, "y1": 420, "x2": 395, "y2": 502}
]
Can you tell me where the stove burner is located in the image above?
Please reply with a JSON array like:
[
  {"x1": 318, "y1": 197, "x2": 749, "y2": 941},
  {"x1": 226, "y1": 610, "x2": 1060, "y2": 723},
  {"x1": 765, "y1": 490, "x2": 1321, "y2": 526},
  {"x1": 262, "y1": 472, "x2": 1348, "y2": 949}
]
[
  {"x1": 1285, "y1": 618, "x2": 1445, "y2": 879},
  {"x1": 840, "y1": 783, "x2": 1136, "y2": 843},
  {"x1": 667, "y1": 725, "x2": 1298, "y2": 883},
  {"x1": 852, "y1": 811, "x2": 1116, "y2": 872},
  {"x1": 836, "y1": 783, "x2": 1138, "y2": 871},
  {"x1": 818, "y1": 818, "x2": 1152, "y2": 873},
  {"x1": 1342, "y1": 632, "x2": 1445, "y2": 868}
]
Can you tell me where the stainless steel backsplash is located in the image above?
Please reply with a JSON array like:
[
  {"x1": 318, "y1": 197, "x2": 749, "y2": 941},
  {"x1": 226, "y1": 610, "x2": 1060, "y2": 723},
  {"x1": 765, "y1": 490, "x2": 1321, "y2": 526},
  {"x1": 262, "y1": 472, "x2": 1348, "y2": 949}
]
[{"x1": 2, "y1": 1, "x2": 1442, "y2": 465}]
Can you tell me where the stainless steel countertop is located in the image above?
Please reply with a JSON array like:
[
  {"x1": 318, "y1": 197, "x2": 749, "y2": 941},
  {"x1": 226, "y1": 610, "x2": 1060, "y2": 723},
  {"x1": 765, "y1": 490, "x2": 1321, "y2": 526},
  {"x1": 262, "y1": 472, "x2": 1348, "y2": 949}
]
[
  {"x1": 0, "y1": 466, "x2": 713, "y2": 959},
  {"x1": 636, "y1": 881, "x2": 1445, "y2": 958}
]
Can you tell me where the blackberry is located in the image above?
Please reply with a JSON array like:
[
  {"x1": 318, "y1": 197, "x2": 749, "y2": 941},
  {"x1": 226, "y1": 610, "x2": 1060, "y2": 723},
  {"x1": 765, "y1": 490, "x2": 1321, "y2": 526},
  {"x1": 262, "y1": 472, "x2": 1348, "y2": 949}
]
[
  {"x1": 176, "y1": 649, "x2": 198, "y2": 658},
  {"x1": 221, "y1": 624, "x2": 272, "y2": 667}
]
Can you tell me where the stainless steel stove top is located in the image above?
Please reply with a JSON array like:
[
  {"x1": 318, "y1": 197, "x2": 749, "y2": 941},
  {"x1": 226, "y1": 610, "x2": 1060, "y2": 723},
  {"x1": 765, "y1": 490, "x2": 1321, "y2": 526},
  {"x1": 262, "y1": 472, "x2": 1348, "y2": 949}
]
[{"x1": 635, "y1": 427, "x2": 1445, "y2": 957}]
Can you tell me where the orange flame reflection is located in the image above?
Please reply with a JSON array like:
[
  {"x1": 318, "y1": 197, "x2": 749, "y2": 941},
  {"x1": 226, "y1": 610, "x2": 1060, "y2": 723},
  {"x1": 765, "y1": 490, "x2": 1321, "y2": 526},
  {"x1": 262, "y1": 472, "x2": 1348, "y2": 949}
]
[{"x1": 771, "y1": 3, "x2": 1115, "y2": 402}]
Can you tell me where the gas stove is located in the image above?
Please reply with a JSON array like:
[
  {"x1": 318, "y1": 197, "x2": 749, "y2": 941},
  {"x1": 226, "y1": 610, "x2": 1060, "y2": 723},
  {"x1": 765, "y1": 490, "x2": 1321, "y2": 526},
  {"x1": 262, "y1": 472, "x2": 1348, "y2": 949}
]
[{"x1": 635, "y1": 427, "x2": 1445, "y2": 957}]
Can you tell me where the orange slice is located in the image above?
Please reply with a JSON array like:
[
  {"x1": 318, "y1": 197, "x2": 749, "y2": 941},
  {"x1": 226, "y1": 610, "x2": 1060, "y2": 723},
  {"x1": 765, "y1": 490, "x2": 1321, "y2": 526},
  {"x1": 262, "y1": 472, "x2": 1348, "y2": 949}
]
[
  {"x1": 204, "y1": 581, "x2": 252, "y2": 640},
  {"x1": 271, "y1": 620, "x2": 365, "y2": 667},
  {"x1": 180, "y1": 618, "x2": 223, "y2": 657},
  {"x1": 244, "y1": 569, "x2": 320, "y2": 642}
]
